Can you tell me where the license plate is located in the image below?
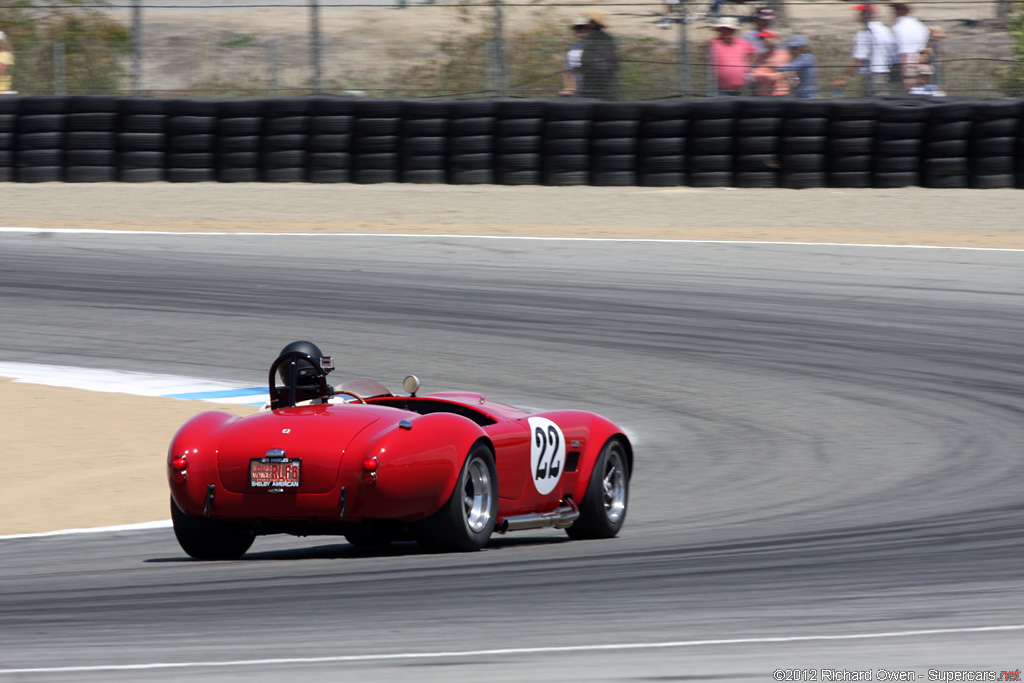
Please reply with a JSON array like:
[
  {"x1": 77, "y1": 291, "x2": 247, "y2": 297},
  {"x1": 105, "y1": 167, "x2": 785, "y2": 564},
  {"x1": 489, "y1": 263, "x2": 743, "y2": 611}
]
[{"x1": 249, "y1": 458, "x2": 301, "y2": 488}]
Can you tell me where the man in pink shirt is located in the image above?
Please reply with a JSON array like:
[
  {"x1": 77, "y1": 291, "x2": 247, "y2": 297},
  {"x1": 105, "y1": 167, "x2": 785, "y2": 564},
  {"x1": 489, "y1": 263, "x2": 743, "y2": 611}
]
[{"x1": 708, "y1": 17, "x2": 756, "y2": 96}]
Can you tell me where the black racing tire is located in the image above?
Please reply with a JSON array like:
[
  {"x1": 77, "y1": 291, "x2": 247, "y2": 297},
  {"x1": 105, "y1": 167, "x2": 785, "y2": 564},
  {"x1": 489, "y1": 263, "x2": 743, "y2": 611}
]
[
  {"x1": 448, "y1": 169, "x2": 493, "y2": 184},
  {"x1": 543, "y1": 170, "x2": 589, "y2": 186},
  {"x1": 638, "y1": 173, "x2": 684, "y2": 187},
  {"x1": 591, "y1": 171, "x2": 636, "y2": 186},
  {"x1": 16, "y1": 166, "x2": 63, "y2": 182},
  {"x1": 311, "y1": 115, "x2": 355, "y2": 135},
  {"x1": 735, "y1": 171, "x2": 778, "y2": 188},
  {"x1": 872, "y1": 171, "x2": 918, "y2": 188},
  {"x1": 566, "y1": 436, "x2": 630, "y2": 540},
  {"x1": 65, "y1": 166, "x2": 117, "y2": 183},
  {"x1": 308, "y1": 169, "x2": 349, "y2": 183},
  {"x1": 119, "y1": 132, "x2": 166, "y2": 152},
  {"x1": 120, "y1": 168, "x2": 165, "y2": 182},
  {"x1": 827, "y1": 171, "x2": 872, "y2": 188},
  {"x1": 402, "y1": 169, "x2": 447, "y2": 184},
  {"x1": 687, "y1": 171, "x2": 733, "y2": 187},
  {"x1": 416, "y1": 443, "x2": 498, "y2": 552},
  {"x1": 171, "y1": 496, "x2": 254, "y2": 560},
  {"x1": 780, "y1": 171, "x2": 825, "y2": 189},
  {"x1": 121, "y1": 114, "x2": 167, "y2": 134},
  {"x1": 218, "y1": 167, "x2": 260, "y2": 183}
]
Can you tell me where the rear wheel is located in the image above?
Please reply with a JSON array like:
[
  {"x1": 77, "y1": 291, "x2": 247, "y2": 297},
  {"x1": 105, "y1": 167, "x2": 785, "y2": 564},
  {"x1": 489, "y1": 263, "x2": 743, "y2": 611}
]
[
  {"x1": 417, "y1": 443, "x2": 498, "y2": 552},
  {"x1": 170, "y1": 496, "x2": 254, "y2": 560},
  {"x1": 566, "y1": 437, "x2": 630, "y2": 540}
]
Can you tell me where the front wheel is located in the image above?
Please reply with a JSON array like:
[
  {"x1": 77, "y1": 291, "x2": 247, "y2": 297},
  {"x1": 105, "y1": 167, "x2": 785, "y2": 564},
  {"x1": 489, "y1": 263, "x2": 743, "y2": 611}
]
[
  {"x1": 417, "y1": 443, "x2": 498, "y2": 552},
  {"x1": 566, "y1": 436, "x2": 630, "y2": 540},
  {"x1": 171, "y1": 496, "x2": 255, "y2": 560}
]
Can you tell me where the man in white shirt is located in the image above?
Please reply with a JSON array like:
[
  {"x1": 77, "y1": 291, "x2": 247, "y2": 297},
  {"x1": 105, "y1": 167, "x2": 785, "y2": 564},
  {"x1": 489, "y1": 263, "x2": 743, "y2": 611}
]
[
  {"x1": 890, "y1": 2, "x2": 930, "y2": 91},
  {"x1": 831, "y1": 4, "x2": 896, "y2": 96}
]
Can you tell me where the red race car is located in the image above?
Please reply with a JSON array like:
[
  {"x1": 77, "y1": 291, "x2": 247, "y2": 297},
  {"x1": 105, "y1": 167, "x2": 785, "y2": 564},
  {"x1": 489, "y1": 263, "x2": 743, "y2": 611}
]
[{"x1": 168, "y1": 341, "x2": 632, "y2": 559}]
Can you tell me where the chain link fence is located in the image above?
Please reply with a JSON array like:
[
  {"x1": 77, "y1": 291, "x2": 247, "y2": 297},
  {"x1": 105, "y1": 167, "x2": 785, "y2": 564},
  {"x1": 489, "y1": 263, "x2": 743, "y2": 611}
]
[{"x1": 0, "y1": 0, "x2": 1020, "y2": 98}]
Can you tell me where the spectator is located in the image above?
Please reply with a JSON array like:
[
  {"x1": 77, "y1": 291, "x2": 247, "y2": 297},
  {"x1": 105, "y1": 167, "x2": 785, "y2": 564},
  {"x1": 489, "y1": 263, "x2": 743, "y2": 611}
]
[
  {"x1": 890, "y1": 2, "x2": 930, "y2": 92},
  {"x1": 831, "y1": 4, "x2": 895, "y2": 96},
  {"x1": 741, "y1": 7, "x2": 777, "y2": 57},
  {"x1": 708, "y1": 17, "x2": 755, "y2": 96},
  {"x1": 0, "y1": 31, "x2": 14, "y2": 95},
  {"x1": 579, "y1": 9, "x2": 619, "y2": 100},
  {"x1": 560, "y1": 17, "x2": 590, "y2": 96},
  {"x1": 658, "y1": 0, "x2": 680, "y2": 29},
  {"x1": 749, "y1": 31, "x2": 790, "y2": 96},
  {"x1": 776, "y1": 35, "x2": 820, "y2": 98},
  {"x1": 908, "y1": 46, "x2": 945, "y2": 96}
]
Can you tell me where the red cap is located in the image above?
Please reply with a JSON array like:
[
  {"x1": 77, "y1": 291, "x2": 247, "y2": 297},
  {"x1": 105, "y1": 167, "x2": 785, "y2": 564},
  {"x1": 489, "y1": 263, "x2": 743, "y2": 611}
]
[
  {"x1": 853, "y1": 4, "x2": 875, "y2": 11},
  {"x1": 757, "y1": 30, "x2": 778, "y2": 38}
]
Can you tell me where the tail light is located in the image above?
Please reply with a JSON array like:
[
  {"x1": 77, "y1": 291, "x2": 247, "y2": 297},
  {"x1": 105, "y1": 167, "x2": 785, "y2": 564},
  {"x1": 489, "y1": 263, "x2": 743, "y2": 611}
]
[
  {"x1": 362, "y1": 456, "x2": 378, "y2": 486},
  {"x1": 171, "y1": 455, "x2": 188, "y2": 485}
]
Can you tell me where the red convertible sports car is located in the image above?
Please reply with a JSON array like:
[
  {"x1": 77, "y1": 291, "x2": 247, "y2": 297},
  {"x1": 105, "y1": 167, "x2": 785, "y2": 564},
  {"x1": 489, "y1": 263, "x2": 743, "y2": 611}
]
[{"x1": 168, "y1": 341, "x2": 632, "y2": 559}]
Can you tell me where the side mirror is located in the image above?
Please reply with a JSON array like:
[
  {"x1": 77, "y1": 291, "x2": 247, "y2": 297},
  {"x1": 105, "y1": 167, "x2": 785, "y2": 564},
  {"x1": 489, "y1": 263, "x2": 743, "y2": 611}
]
[{"x1": 403, "y1": 375, "x2": 421, "y2": 397}]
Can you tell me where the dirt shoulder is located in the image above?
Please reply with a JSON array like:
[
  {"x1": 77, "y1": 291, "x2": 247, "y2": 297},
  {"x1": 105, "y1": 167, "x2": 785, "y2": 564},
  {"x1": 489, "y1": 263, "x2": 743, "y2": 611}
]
[
  {"x1": 4, "y1": 184, "x2": 1023, "y2": 248},
  {"x1": 1, "y1": 183, "x2": 1020, "y2": 535}
]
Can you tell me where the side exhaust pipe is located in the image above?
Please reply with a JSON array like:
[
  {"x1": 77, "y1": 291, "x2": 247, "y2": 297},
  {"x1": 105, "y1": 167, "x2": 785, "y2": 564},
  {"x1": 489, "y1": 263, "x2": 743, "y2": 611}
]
[{"x1": 497, "y1": 499, "x2": 579, "y2": 534}]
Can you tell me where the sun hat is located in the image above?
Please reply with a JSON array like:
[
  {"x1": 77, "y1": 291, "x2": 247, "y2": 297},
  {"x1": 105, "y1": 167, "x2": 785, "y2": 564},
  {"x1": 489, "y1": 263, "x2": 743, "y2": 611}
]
[
  {"x1": 712, "y1": 17, "x2": 741, "y2": 30},
  {"x1": 584, "y1": 9, "x2": 609, "y2": 28},
  {"x1": 572, "y1": 16, "x2": 589, "y2": 27}
]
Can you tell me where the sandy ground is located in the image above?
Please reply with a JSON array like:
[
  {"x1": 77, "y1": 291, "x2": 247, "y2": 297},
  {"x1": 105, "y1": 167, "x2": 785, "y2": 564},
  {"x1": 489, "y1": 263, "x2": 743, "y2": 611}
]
[{"x1": 1, "y1": 183, "x2": 1022, "y2": 535}]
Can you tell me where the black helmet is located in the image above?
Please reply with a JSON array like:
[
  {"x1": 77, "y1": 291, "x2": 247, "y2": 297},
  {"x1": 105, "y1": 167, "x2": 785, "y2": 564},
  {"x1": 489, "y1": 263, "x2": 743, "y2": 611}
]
[
  {"x1": 269, "y1": 341, "x2": 334, "y2": 409},
  {"x1": 276, "y1": 340, "x2": 332, "y2": 388}
]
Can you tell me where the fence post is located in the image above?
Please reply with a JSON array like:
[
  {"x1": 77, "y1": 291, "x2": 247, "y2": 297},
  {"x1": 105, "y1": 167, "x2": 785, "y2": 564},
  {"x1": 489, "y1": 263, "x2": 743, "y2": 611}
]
[
  {"x1": 489, "y1": 0, "x2": 509, "y2": 96},
  {"x1": 678, "y1": 0, "x2": 690, "y2": 96},
  {"x1": 310, "y1": 0, "x2": 322, "y2": 94},
  {"x1": 132, "y1": 0, "x2": 143, "y2": 94},
  {"x1": 53, "y1": 41, "x2": 66, "y2": 95},
  {"x1": 268, "y1": 38, "x2": 279, "y2": 96}
]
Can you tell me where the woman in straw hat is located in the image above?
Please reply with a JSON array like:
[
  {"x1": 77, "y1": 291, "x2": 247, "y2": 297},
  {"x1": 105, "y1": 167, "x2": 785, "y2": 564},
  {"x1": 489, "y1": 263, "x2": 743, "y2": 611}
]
[{"x1": 579, "y1": 9, "x2": 618, "y2": 100}]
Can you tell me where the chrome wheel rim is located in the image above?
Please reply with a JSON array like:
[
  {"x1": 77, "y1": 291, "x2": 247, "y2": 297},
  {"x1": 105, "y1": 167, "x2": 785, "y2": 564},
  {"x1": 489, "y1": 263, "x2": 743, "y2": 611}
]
[
  {"x1": 463, "y1": 458, "x2": 492, "y2": 533},
  {"x1": 602, "y1": 446, "x2": 627, "y2": 524}
]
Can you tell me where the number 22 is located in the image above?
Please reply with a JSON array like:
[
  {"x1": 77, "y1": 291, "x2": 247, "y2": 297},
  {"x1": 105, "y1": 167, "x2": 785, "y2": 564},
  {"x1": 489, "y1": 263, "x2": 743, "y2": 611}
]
[{"x1": 534, "y1": 425, "x2": 562, "y2": 480}]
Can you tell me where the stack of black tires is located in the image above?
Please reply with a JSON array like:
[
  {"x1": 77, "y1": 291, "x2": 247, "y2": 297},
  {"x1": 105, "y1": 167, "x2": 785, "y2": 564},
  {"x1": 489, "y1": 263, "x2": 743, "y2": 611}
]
[
  {"x1": 217, "y1": 99, "x2": 264, "y2": 182},
  {"x1": 542, "y1": 100, "x2": 592, "y2": 186},
  {"x1": 400, "y1": 100, "x2": 447, "y2": 184},
  {"x1": 494, "y1": 99, "x2": 544, "y2": 186},
  {"x1": 0, "y1": 95, "x2": 1022, "y2": 189},
  {"x1": 0, "y1": 96, "x2": 19, "y2": 182},
  {"x1": 119, "y1": 98, "x2": 169, "y2": 182},
  {"x1": 637, "y1": 100, "x2": 687, "y2": 187}
]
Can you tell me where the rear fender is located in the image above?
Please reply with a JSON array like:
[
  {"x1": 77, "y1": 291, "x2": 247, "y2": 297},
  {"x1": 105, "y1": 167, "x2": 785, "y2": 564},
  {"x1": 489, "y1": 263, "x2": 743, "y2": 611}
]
[
  {"x1": 538, "y1": 410, "x2": 632, "y2": 505},
  {"x1": 353, "y1": 412, "x2": 491, "y2": 521},
  {"x1": 167, "y1": 411, "x2": 240, "y2": 517}
]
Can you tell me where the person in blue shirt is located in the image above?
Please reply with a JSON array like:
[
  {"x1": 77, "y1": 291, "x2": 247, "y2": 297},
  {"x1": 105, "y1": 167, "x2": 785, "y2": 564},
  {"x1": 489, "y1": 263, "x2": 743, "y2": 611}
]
[{"x1": 776, "y1": 35, "x2": 819, "y2": 98}]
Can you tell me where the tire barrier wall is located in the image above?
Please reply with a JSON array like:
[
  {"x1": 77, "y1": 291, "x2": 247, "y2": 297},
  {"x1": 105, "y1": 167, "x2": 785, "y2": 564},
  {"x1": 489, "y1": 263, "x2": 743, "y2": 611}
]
[{"x1": 1, "y1": 95, "x2": 1022, "y2": 188}]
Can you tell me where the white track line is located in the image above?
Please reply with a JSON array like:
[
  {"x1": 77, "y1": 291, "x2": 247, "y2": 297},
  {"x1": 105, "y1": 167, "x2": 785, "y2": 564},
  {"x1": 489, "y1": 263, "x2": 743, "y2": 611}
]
[
  {"x1": 0, "y1": 521, "x2": 170, "y2": 541},
  {"x1": 1, "y1": 226, "x2": 1022, "y2": 251},
  {"x1": 1, "y1": 624, "x2": 1021, "y2": 674}
]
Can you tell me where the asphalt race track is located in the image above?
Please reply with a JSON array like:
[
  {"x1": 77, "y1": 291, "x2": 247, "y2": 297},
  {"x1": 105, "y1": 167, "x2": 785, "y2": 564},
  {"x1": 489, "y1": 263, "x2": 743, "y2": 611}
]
[{"x1": 1, "y1": 232, "x2": 1023, "y2": 681}]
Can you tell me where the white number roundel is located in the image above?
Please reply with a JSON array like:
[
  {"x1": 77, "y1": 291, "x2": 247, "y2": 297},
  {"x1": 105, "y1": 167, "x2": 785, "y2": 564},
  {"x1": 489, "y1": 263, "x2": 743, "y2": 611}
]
[{"x1": 528, "y1": 417, "x2": 566, "y2": 495}]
